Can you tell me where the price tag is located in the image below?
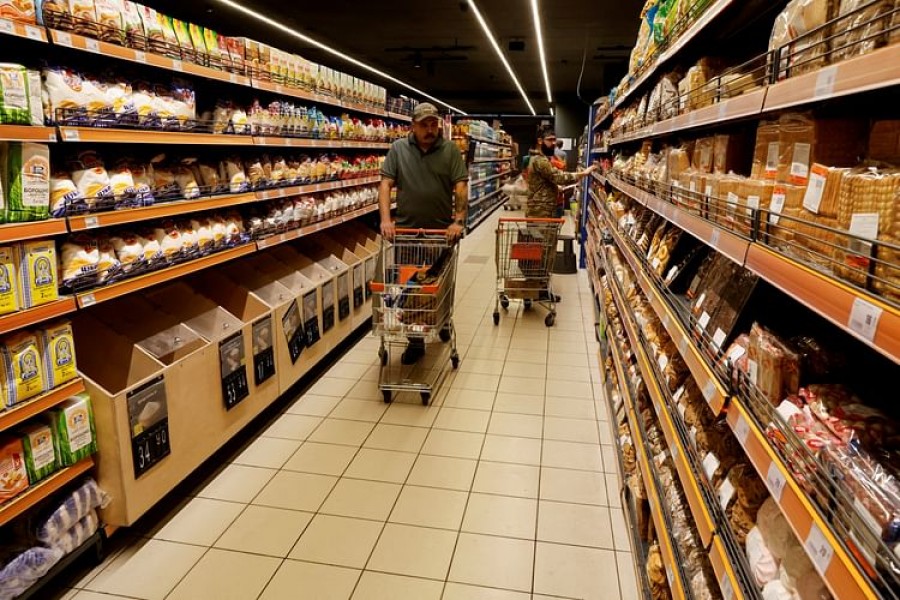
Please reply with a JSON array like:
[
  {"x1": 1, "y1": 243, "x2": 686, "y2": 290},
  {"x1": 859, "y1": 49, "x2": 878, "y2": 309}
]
[
  {"x1": 748, "y1": 358, "x2": 759, "y2": 384},
  {"x1": 661, "y1": 313, "x2": 670, "y2": 329},
  {"x1": 25, "y1": 26, "x2": 43, "y2": 41},
  {"x1": 85, "y1": 38, "x2": 99, "y2": 53},
  {"x1": 55, "y1": 31, "x2": 72, "y2": 46},
  {"x1": 802, "y1": 165, "x2": 828, "y2": 214},
  {"x1": 848, "y1": 297, "x2": 883, "y2": 343},
  {"x1": 734, "y1": 415, "x2": 750, "y2": 445},
  {"x1": 719, "y1": 478, "x2": 735, "y2": 509},
  {"x1": 670, "y1": 442, "x2": 679, "y2": 461},
  {"x1": 804, "y1": 523, "x2": 835, "y2": 575},
  {"x1": 220, "y1": 331, "x2": 250, "y2": 410},
  {"x1": 710, "y1": 228, "x2": 721, "y2": 249},
  {"x1": 172, "y1": 59, "x2": 183, "y2": 72},
  {"x1": 666, "y1": 565, "x2": 675, "y2": 586},
  {"x1": 698, "y1": 311, "x2": 711, "y2": 330},
  {"x1": 814, "y1": 65, "x2": 838, "y2": 100},
  {"x1": 712, "y1": 328, "x2": 727, "y2": 350},
  {"x1": 83, "y1": 216, "x2": 100, "y2": 229},
  {"x1": 62, "y1": 129, "x2": 81, "y2": 142},
  {"x1": 47, "y1": 132, "x2": 57, "y2": 142},
  {"x1": 230, "y1": 73, "x2": 238, "y2": 84},
  {"x1": 252, "y1": 316, "x2": 276, "y2": 385},
  {"x1": 0, "y1": 19, "x2": 13, "y2": 34},
  {"x1": 127, "y1": 375, "x2": 171, "y2": 479},
  {"x1": 770, "y1": 187, "x2": 786, "y2": 225},
  {"x1": 282, "y1": 299, "x2": 306, "y2": 362},
  {"x1": 702, "y1": 379, "x2": 717, "y2": 403},
  {"x1": 703, "y1": 452, "x2": 721, "y2": 480},
  {"x1": 81, "y1": 293, "x2": 96, "y2": 307},
  {"x1": 658, "y1": 354, "x2": 669, "y2": 372},
  {"x1": 134, "y1": 50, "x2": 146, "y2": 63},
  {"x1": 718, "y1": 102, "x2": 728, "y2": 121},
  {"x1": 766, "y1": 462, "x2": 787, "y2": 502},
  {"x1": 720, "y1": 573, "x2": 735, "y2": 600}
]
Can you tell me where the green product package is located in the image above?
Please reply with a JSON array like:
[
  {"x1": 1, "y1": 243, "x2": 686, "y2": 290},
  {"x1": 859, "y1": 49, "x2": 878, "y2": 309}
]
[
  {"x1": 0, "y1": 64, "x2": 30, "y2": 126},
  {"x1": 49, "y1": 393, "x2": 97, "y2": 467},
  {"x1": 4, "y1": 142, "x2": 51, "y2": 223},
  {"x1": 18, "y1": 422, "x2": 59, "y2": 484}
]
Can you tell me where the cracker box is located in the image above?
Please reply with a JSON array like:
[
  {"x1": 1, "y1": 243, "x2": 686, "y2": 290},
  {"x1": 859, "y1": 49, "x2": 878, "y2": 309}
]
[
  {"x1": 18, "y1": 422, "x2": 58, "y2": 483},
  {"x1": 49, "y1": 393, "x2": 97, "y2": 466},
  {"x1": 38, "y1": 320, "x2": 77, "y2": 389},
  {"x1": 16, "y1": 240, "x2": 59, "y2": 307}
]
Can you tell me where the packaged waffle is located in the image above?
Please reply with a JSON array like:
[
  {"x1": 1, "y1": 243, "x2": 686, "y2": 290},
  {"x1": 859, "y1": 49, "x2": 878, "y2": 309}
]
[
  {"x1": 17, "y1": 422, "x2": 58, "y2": 483},
  {"x1": 0, "y1": 330, "x2": 47, "y2": 406},
  {"x1": 67, "y1": 0, "x2": 99, "y2": 37},
  {"x1": 93, "y1": 0, "x2": 125, "y2": 44},
  {"x1": 37, "y1": 320, "x2": 77, "y2": 389}
]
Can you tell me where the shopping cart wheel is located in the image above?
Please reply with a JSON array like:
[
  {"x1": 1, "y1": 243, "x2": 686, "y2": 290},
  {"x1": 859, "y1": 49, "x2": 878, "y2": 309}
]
[
  {"x1": 500, "y1": 295, "x2": 510, "y2": 310},
  {"x1": 420, "y1": 392, "x2": 431, "y2": 405},
  {"x1": 451, "y1": 352, "x2": 460, "y2": 369},
  {"x1": 492, "y1": 311, "x2": 500, "y2": 325},
  {"x1": 382, "y1": 390, "x2": 392, "y2": 403},
  {"x1": 545, "y1": 313, "x2": 556, "y2": 327},
  {"x1": 524, "y1": 299, "x2": 533, "y2": 311},
  {"x1": 439, "y1": 328, "x2": 452, "y2": 343},
  {"x1": 378, "y1": 348, "x2": 388, "y2": 366}
]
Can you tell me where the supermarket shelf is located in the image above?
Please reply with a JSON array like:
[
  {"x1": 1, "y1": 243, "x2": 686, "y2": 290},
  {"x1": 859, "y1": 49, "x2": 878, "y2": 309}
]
[
  {"x1": 607, "y1": 0, "x2": 734, "y2": 118},
  {"x1": 471, "y1": 157, "x2": 513, "y2": 164},
  {"x1": 725, "y1": 399, "x2": 878, "y2": 600},
  {"x1": 0, "y1": 379, "x2": 85, "y2": 433},
  {"x1": 0, "y1": 298, "x2": 78, "y2": 337},
  {"x1": 0, "y1": 219, "x2": 68, "y2": 244},
  {"x1": 469, "y1": 173, "x2": 507, "y2": 186},
  {"x1": 251, "y1": 137, "x2": 390, "y2": 150},
  {"x1": 470, "y1": 189, "x2": 502, "y2": 207},
  {"x1": 602, "y1": 209, "x2": 729, "y2": 413},
  {"x1": 48, "y1": 29, "x2": 252, "y2": 87},
  {"x1": 467, "y1": 196, "x2": 507, "y2": 233},
  {"x1": 0, "y1": 457, "x2": 94, "y2": 528},
  {"x1": 67, "y1": 193, "x2": 257, "y2": 231},
  {"x1": 0, "y1": 17, "x2": 47, "y2": 42},
  {"x1": 57, "y1": 127, "x2": 253, "y2": 146},
  {"x1": 252, "y1": 80, "x2": 406, "y2": 122},
  {"x1": 342, "y1": 140, "x2": 392, "y2": 150},
  {"x1": 75, "y1": 244, "x2": 257, "y2": 308},
  {"x1": 0, "y1": 125, "x2": 58, "y2": 143},
  {"x1": 255, "y1": 203, "x2": 380, "y2": 250},
  {"x1": 466, "y1": 135, "x2": 511, "y2": 148},
  {"x1": 764, "y1": 43, "x2": 900, "y2": 112},
  {"x1": 256, "y1": 176, "x2": 381, "y2": 201},
  {"x1": 608, "y1": 175, "x2": 750, "y2": 265},
  {"x1": 744, "y1": 245, "x2": 900, "y2": 364}
]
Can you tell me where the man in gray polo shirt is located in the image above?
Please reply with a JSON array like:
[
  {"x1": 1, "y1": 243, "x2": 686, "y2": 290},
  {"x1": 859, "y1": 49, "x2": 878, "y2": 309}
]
[{"x1": 378, "y1": 102, "x2": 469, "y2": 363}]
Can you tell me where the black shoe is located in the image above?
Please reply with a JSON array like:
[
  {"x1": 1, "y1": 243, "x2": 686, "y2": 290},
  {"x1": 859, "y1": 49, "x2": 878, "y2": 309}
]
[{"x1": 401, "y1": 343, "x2": 425, "y2": 365}]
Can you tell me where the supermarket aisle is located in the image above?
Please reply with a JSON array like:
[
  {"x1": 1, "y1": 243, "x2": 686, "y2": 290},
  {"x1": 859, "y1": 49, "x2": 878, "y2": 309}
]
[{"x1": 61, "y1": 210, "x2": 637, "y2": 600}]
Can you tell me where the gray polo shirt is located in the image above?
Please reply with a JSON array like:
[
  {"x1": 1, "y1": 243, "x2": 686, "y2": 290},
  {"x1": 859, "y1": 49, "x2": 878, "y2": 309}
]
[{"x1": 381, "y1": 133, "x2": 469, "y2": 228}]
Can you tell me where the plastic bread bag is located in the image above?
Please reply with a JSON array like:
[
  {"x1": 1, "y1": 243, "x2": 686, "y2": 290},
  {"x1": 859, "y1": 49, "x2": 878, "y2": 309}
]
[
  {"x1": 195, "y1": 162, "x2": 223, "y2": 194},
  {"x1": 60, "y1": 234, "x2": 99, "y2": 286},
  {"x1": 128, "y1": 160, "x2": 154, "y2": 206},
  {"x1": 66, "y1": 0, "x2": 99, "y2": 37},
  {"x1": 0, "y1": 546, "x2": 64, "y2": 600},
  {"x1": 48, "y1": 171, "x2": 84, "y2": 218},
  {"x1": 209, "y1": 216, "x2": 227, "y2": 245},
  {"x1": 780, "y1": 542, "x2": 831, "y2": 599},
  {"x1": 169, "y1": 79, "x2": 196, "y2": 126},
  {"x1": 35, "y1": 478, "x2": 109, "y2": 544},
  {"x1": 109, "y1": 232, "x2": 144, "y2": 271},
  {"x1": 178, "y1": 221, "x2": 198, "y2": 254},
  {"x1": 52, "y1": 509, "x2": 99, "y2": 555},
  {"x1": 137, "y1": 5, "x2": 165, "y2": 54},
  {"x1": 95, "y1": 236, "x2": 121, "y2": 282},
  {"x1": 769, "y1": 0, "x2": 832, "y2": 78},
  {"x1": 153, "y1": 221, "x2": 183, "y2": 260},
  {"x1": 832, "y1": 0, "x2": 892, "y2": 62},
  {"x1": 190, "y1": 218, "x2": 214, "y2": 251},
  {"x1": 762, "y1": 580, "x2": 796, "y2": 600},
  {"x1": 245, "y1": 157, "x2": 265, "y2": 189},
  {"x1": 757, "y1": 497, "x2": 793, "y2": 560},
  {"x1": 135, "y1": 228, "x2": 161, "y2": 263},
  {"x1": 220, "y1": 157, "x2": 248, "y2": 193},
  {"x1": 150, "y1": 157, "x2": 179, "y2": 200},
  {"x1": 70, "y1": 151, "x2": 113, "y2": 208},
  {"x1": 107, "y1": 159, "x2": 138, "y2": 208},
  {"x1": 174, "y1": 161, "x2": 200, "y2": 199}
]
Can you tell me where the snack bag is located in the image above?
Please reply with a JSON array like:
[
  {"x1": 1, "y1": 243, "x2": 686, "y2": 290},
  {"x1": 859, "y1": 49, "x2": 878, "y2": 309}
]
[
  {"x1": 18, "y1": 423, "x2": 58, "y2": 483},
  {"x1": 66, "y1": 0, "x2": 99, "y2": 36},
  {"x1": 17, "y1": 240, "x2": 58, "y2": 307},
  {"x1": 37, "y1": 0, "x2": 71, "y2": 28},
  {"x1": 0, "y1": 63, "x2": 30, "y2": 125},
  {"x1": 188, "y1": 23, "x2": 208, "y2": 59},
  {"x1": 170, "y1": 17, "x2": 193, "y2": 60},
  {"x1": 1, "y1": 330, "x2": 47, "y2": 405},
  {"x1": 49, "y1": 393, "x2": 97, "y2": 466},
  {"x1": 0, "y1": 0, "x2": 37, "y2": 23},
  {"x1": 121, "y1": 1, "x2": 144, "y2": 48},
  {"x1": 0, "y1": 246, "x2": 19, "y2": 315},
  {"x1": 38, "y1": 320, "x2": 77, "y2": 389},
  {"x1": 138, "y1": 5, "x2": 165, "y2": 53},
  {"x1": 4, "y1": 142, "x2": 50, "y2": 223}
]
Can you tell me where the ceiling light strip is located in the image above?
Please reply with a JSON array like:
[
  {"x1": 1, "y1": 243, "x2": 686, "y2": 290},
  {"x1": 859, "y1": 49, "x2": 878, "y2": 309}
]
[
  {"x1": 467, "y1": 0, "x2": 536, "y2": 116},
  {"x1": 530, "y1": 0, "x2": 552, "y2": 103},
  {"x1": 214, "y1": 0, "x2": 467, "y2": 115}
]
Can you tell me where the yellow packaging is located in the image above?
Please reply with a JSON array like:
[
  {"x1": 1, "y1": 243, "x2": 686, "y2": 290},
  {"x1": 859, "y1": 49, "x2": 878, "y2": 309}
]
[
  {"x1": 0, "y1": 246, "x2": 20, "y2": 316},
  {"x1": 1, "y1": 330, "x2": 46, "y2": 406},
  {"x1": 16, "y1": 240, "x2": 59, "y2": 307},
  {"x1": 38, "y1": 320, "x2": 77, "y2": 390}
]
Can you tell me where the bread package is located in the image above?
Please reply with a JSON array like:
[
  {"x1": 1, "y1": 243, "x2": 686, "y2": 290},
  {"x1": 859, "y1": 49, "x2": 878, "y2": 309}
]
[
  {"x1": 747, "y1": 323, "x2": 801, "y2": 405},
  {"x1": 746, "y1": 526, "x2": 780, "y2": 586},
  {"x1": 832, "y1": 0, "x2": 892, "y2": 62},
  {"x1": 770, "y1": 0, "x2": 835, "y2": 78}
]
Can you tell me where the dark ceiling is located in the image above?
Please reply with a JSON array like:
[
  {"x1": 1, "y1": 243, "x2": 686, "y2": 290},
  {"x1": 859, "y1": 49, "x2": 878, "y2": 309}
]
[{"x1": 147, "y1": 0, "x2": 645, "y2": 115}]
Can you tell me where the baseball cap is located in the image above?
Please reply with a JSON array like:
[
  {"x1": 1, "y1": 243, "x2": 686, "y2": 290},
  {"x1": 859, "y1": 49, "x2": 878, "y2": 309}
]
[{"x1": 413, "y1": 102, "x2": 441, "y2": 122}]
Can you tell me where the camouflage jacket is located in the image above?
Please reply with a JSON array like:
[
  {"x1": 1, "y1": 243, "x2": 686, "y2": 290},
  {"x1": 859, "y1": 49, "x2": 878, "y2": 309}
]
[{"x1": 525, "y1": 154, "x2": 577, "y2": 218}]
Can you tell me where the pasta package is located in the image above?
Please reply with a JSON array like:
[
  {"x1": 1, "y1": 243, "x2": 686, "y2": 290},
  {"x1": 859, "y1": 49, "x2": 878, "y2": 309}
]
[
  {"x1": 0, "y1": 436, "x2": 28, "y2": 501},
  {"x1": 48, "y1": 393, "x2": 97, "y2": 466},
  {"x1": 0, "y1": 246, "x2": 19, "y2": 316},
  {"x1": 1, "y1": 330, "x2": 47, "y2": 406},
  {"x1": 17, "y1": 422, "x2": 58, "y2": 483},
  {"x1": 4, "y1": 142, "x2": 50, "y2": 223},
  {"x1": 37, "y1": 320, "x2": 77, "y2": 389},
  {"x1": 0, "y1": 64, "x2": 30, "y2": 125},
  {"x1": 16, "y1": 240, "x2": 58, "y2": 307}
]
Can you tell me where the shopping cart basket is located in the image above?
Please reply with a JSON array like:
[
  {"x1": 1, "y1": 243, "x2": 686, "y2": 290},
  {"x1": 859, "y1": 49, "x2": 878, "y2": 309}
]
[
  {"x1": 493, "y1": 218, "x2": 564, "y2": 327},
  {"x1": 370, "y1": 229, "x2": 460, "y2": 404}
]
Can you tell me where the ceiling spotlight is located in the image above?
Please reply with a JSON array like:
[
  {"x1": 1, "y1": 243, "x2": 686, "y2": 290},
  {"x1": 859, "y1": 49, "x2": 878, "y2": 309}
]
[{"x1": 212, "y1": 0, "x2": 467, "y2": 114}]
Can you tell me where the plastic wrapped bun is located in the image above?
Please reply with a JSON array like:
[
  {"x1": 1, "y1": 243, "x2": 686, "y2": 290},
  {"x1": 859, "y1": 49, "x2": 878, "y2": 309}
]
[
  {"x1": 747, "y1": 527, "x2": 780, "y2": 586},
  {"x1": 757, "y1": 498, "x2": 794, "y2": 561}
]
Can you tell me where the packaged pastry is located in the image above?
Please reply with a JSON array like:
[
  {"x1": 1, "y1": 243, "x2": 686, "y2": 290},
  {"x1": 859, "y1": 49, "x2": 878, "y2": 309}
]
[
  {"x1": 770, "y1": 0, "x2": 834, "y2": 78},
  {"x1": 37, "y1": 320, "x2": 77, "y2": 389},
  {"x1": 747, "y1": 323, "x2": 800, "y2": 405},
  {"x1": 188, "y1": 23, "x2": 208, "y2": 59},
  {"x1": 16, "y1": 240, "x2": 58, "y2": 307},
  {"x1": 0, "y1": 64, "x2": 30, "y2": 125},
  {"x1": 93, "y1": 0, "x2": 125, "y2": 44},
  {"x1": 17, "y1": 422, "x2": 58, "y2": 483},
  {"x1": 170, "y1": 18, "x2": 194, "y2": 61},
  {"x1": 0, "y1": 436, "x2": 28, "y2": 501},
  {"x1": 0, "y1": 330, "x2": 46, "y2": 406},
  {"x1": 3, "y1": 142, "x2": 50, "y2": 223},
  {"x1": 0, "y1": 246, "x2": 19, "y2": 316},
  {"x1": 832, "y1": 0, "x2": 892, "y2": 62},
  {"x1": 59, "y1": 235, "x2": 99, "y2": 286},
  {"x1": 48, "y1": 393, "x2": 97, "y2": 466}
]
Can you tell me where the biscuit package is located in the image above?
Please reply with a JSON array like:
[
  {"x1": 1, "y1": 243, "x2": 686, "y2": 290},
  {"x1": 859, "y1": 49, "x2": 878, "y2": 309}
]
[{"x1": 48, "y1": 393, "x2": 97, "y2": 466}]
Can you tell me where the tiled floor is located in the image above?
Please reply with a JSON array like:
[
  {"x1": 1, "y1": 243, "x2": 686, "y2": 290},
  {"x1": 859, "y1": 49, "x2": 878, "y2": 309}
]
[{"x1": 61, "y1": 210, "x2": 638, "y2": 600}]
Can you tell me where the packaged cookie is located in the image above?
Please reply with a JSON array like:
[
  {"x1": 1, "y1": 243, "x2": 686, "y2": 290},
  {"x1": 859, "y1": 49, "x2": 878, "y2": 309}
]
[
  {"x1": 0, "y1": 435, "x2": 28, "y2": 501},
  {"x1": 38, "y1": 320, "x2": 77, "y2": 389},
  {"x1": 1, "y1": 330, "x2": 47, "y2": 406},
  {"x1": 16, "y1": 240, "x2": 58, "y2": 307},
  {"x1": 18, "y1": 422, "x2": 58, "y2": 483},
  {"x1": 48, "y1": 393, "x2": 97, "y2": 466},
  {"x1": 0, "y1": 64, "x2": 30, "y2": 125},
  {"x1": 37, "y1": 0, "x2": 71, "y2": 27}
]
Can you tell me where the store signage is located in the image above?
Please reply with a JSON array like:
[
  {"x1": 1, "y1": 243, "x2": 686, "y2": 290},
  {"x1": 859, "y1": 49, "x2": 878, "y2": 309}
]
[
  {"x1": 282, "y1": 299, "x2": 306, "y2": 363},
  {"x1": 252, "y1": 316, "x2": 276, "y2": 386},
  {"x1": 303, "y1": 291, "x2": 321, "y2": 347},
  {"x1": 353, "y1": 264, "x2": 365, "y2": 309},
  {"x1": 322, "y1": 281, "x2": 336, "y2": 333},
  {"x1": 127, "y1": 375, "x2": 171, "y2": 479},
  {"x1": 220, "y1": 332, "x2": 250, "y2": 409}
]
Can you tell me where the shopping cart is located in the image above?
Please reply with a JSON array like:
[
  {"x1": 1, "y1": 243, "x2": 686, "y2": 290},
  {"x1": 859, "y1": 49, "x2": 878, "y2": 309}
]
[
  {"x1": 370, "y1": 229, "x2": 460, "y2": 405},
  {"x1": 494, "y1": 218, "x2": 565, "y2": 327}
]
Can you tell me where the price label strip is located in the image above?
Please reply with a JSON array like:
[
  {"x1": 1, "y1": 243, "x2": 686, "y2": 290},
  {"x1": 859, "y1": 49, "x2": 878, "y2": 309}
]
[
  {"x1": 252, "y1": 316, "x2": 276, "y2": 386},
  {"x1": 805, "y1": 523, "x2": 835, "y2": 576},
  {"x1": 220, "y1": 331, "x2": 250, "y2": 410},
  {"x1": 127, "y1": 375, "x2": 171, "y2": 479},
  {"x1": 282, "y1": 299, "x2": 306, "y2": 364}
]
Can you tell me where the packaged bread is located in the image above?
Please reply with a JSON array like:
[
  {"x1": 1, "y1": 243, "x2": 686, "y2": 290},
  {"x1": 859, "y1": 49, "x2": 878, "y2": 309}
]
[
  {"x1": 0, "y1": 64, "x2": 30, "y2": 125},
  {"x1": 0, "y1": 435, "x2": 28, "y2": 501},
  {"x1": 693, "y1": 137, "x2": 714, "y2": 173},
  {"x1": 714, "y1": 132, "x2": 751, "y2": 175},
  {"x1": 18, "y1": 422, "x2": 58, "y2": 484},
  {"x1": 48, "y1": 393, "x2": 97, "y2": 466},
  {"x1": 770, "y1": 0, "x2": 834, "y2": 78},
  {"x1": 832, "y1": 0, "x2": 892, "y2": 62},
  {"x1": 37, "y1": 320, "x2": 76, "y2": 389},
  {"x1": 16, "y1": 240, "x2": 57, "y2": 307},
  {"x1": 1, "y1": 330, "x2": 46, "y2": 405},
  {"x1": 71, "y1": 151, "x2": 114, "y2": 208},
  {"x1": 748, "y1": 323, "x2": 801, "y2": 405},
  {"x1": 109, "y1": 232, "x2": 143, "y2": 270},
  {"x1": 753, "y1": 121, "x2": 781, "y2": 180}
]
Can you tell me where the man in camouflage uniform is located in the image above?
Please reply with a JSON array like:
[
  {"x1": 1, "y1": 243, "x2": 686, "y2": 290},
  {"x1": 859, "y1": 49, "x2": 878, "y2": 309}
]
[{"x1": 525, "y1": 126, "x2": 596, "y2": 218}]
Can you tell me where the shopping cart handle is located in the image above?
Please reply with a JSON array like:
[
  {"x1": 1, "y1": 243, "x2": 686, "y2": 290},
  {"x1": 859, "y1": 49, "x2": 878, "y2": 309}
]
[
  {"x1": 498, "y1": 218, "x2": 565, "y2": 224},
  {"x1": 394, "y1": 228, "x2": 449, "y2": 236}
]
